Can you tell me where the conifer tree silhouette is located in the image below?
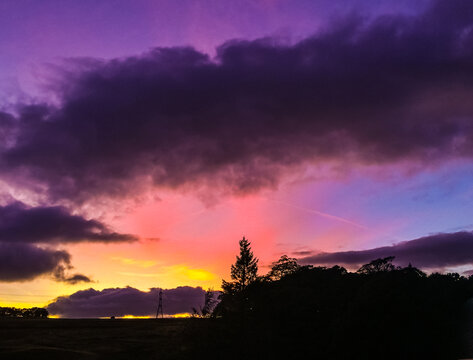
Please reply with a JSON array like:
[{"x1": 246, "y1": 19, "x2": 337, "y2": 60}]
[{"x1": 223, "y1": 237, "x2": 258, "y2": 293}]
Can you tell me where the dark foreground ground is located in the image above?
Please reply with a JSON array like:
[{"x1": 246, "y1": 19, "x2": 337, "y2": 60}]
[
  {"x1": 2, "y1": 317, "x2": 473, "y2": 360},
  {"x1": 0, "y1": 318, "x2": 199, "y2": 359}
]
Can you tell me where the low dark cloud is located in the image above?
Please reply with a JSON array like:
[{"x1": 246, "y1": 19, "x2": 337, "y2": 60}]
[
  {"x1": 0, "y1": 242, "x2": 89, "y2": 283},
  {"x1": 47, "y1": 286, "x2": 206, "y2": 318},
  {"x1": 2, "y1": 0, "x2": 473, "y2": 202},
  {"x1": 300, "y1": 231, "x2": 473, "y2": 270},
  {"x1": 0, "y1": 201, "x2": 137, "y2": 243}
]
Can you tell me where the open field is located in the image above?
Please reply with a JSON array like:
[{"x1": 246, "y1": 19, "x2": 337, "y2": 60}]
[{"x1": 0, "y1": 318, "x2": 198, "y2": 359}]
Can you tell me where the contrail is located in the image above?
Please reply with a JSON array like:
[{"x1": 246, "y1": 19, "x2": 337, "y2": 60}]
[{"x1": 267, "y1": 199, "x2": 369, "y2": 230}]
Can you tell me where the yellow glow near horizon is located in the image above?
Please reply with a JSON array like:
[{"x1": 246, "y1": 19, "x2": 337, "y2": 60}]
[
  {"x1": 49, "y1": 313, "x2": 192, "y2": 319},
  {"x1": 0, "y1": 278, "x2": 74, "y2": 307},
  {"x1": 171, "y1": 265, "x2": 216, "y2": 281},
  {"x1": 121, "y1": 315, "x2": 152, "y2": 319},
  {"x1": 171, "y1": 313, "x2": 192, "y2": 318},
  {"x1": 0, "y1": 301, "x2": 45, "y2": 308},
  {"x1": 116, "y1": 264, "x2": 219, "y2": 288}
]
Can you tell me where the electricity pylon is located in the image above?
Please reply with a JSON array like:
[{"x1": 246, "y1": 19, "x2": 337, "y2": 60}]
[{"x1": 156, "y1": 288, "x2": 164, "y2": 319}]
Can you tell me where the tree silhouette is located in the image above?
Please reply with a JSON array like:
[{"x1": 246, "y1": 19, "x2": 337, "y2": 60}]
[
  {"x1": 357, "y1": 256, "x2": 397, "y2": 274},
  {"x1": 266, "y1": 255, "x2": 300, "y2": 281},
  {"x1": 222, "y1": 237, "x2": 258, "y2": 293}
]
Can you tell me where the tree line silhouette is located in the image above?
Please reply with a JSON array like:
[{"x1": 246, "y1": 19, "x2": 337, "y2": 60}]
[
  {"x1": 188, "y1": 237, "x2": 473, "y2": 359},
  {"x1": 0, "y1": 307, "x2": 48, "y2": 319}
]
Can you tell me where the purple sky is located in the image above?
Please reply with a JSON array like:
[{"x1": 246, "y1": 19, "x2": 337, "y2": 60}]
[{"x1": 0, "y1": 0, "x2": 427, "y2": 101}]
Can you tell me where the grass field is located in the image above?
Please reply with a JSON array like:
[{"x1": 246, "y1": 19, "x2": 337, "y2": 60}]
[{"x1": 0, "y1": 318, "x2": 199, "y2": 359}]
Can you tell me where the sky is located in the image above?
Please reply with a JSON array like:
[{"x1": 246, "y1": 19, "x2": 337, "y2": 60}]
[{"x1": 2, "y1": 0, "x2": 473, "y2": 317}]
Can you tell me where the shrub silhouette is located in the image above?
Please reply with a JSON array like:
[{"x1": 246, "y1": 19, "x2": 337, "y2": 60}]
[
  {"x1": 265, "y1": 255, "x2": 301, "y2": 281},
  {"x1": 192, "y1": 288, "x2": 218, "y2": 318}
]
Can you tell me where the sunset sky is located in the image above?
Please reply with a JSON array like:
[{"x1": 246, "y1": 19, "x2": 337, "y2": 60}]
[{"x1": 2, "y1": 0, "x2": 473, "y2": 317}]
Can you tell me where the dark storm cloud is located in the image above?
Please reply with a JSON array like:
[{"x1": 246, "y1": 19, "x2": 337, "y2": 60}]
[
  {"x1": 300, "y1": 231, "x2": 473, "y2": 269},
  {"x1": 3, "y1": 0, "x2": 473, "y2": 201},
  {"x1": 47, "y1": 286, "x2": 206, "y2": 318},
  {"x1": 0, "y1": 201, "x2": 137, "y2": 243},
  {"x1": 0, "y1": 242, "x2": 89, "y2": 283}
]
